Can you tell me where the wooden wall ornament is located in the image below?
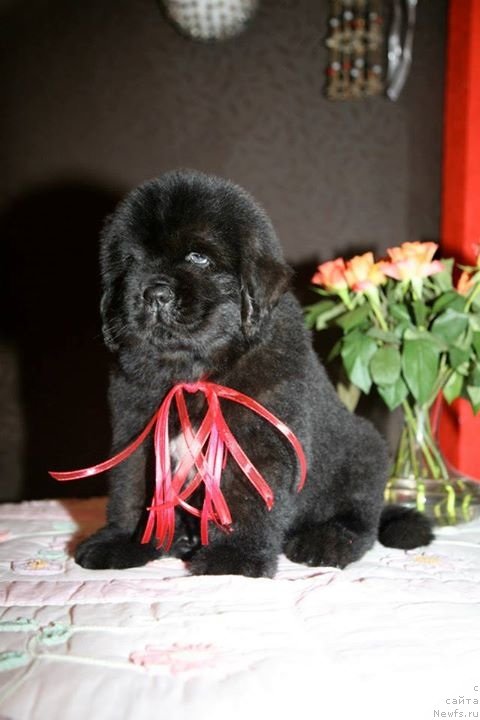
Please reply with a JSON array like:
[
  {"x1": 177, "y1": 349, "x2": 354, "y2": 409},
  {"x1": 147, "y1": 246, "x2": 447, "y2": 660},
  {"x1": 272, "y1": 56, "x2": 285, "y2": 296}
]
[
  {"x1": 325, "y1": 0, "x2": 420, "y2": 102},
  {"x1": 325, "y1": 0, "x2": 384, "y2": 101}
]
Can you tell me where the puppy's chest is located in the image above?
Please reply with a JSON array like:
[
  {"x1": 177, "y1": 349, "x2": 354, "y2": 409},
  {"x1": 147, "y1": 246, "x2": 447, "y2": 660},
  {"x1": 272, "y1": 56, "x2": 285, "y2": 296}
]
[
  {"x1": 168, "y1": 396, "x2": 203, "y2": 467},
  {"x1": 169, "y1": 432, "x2": 191, "y2": 467},
  {"x1": 167, "y1": 397, "x2": 244, "y2": 467}
]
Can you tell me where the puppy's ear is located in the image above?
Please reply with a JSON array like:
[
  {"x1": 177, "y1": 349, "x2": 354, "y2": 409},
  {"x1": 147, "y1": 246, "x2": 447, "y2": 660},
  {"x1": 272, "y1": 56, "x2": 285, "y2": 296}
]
[{"x1": 241, "y1": 253, "x2": 292, "y2": 340}]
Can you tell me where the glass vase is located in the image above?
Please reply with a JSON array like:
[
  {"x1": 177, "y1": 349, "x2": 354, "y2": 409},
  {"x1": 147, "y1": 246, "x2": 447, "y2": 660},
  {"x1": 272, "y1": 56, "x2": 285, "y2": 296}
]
[{"x1": 385, "y1": 402, "x2": 480, "y2": 525}]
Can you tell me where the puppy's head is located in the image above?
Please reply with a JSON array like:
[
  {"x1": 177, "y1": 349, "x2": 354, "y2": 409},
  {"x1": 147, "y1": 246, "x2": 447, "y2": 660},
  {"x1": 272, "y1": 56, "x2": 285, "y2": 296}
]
[{"x1": 100, "y1": 170, "x2": 291, "y2": 358}]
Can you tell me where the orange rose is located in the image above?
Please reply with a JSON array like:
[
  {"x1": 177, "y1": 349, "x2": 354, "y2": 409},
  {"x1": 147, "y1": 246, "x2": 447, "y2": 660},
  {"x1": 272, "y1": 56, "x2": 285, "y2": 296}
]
[
  {"x1": 312, "y1": 258, "x2": 348, "y2": 291},
  {"x1": 344, "y1": 252, "x2": 386, "y2": 292},
  {"x1": 380, "y1": 241, "x2": 443, "y2": 281},
  {"x1": 457, "y1": 270, "x2": 476, "y2": 295}
]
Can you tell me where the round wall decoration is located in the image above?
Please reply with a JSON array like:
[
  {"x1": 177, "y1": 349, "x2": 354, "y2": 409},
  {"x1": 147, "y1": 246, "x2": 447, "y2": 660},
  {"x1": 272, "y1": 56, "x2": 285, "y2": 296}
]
[{"x1": 161, "y1": 0, "x2": 259, "y2": 42}]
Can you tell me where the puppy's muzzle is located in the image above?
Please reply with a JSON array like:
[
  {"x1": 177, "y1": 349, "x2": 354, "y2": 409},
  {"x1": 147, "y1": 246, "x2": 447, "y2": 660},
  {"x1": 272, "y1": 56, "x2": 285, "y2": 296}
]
[{"x1": 143, "y1": 282, "x2": 174, "y2": 308}]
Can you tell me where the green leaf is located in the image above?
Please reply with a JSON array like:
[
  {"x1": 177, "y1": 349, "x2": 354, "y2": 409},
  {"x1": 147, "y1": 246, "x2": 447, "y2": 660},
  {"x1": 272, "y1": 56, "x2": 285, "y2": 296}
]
[
  {"x1": 413, "y1": 300, "x2": 429, "y2": 328},
  {"x1": 390, "y1": 304, "x2": 411, "y2": 323},
  {"x1": 402, "y1": 336, "x2": 440, "y2": 404},
  {"x1": 470, "y1": 315, "x2": 480, "y2": 332},
  {"x1": 403, "y1": 327, "x2": 430, "y2": 340},
  {"x1": 310, "y1": 287, "x2": 331, "y2": 297},
  {"x1": 315, "y1": 309, "x2": 339, "y2": 331},
  {"x1": 443, "y1": 371, "x2": 464, "y2": 404},
  {"x1": 304, "y1": 308, "x2": 320, "y2": 329},
  {"x1": 473, "y1": 331, "x2": 480, "y2": 357},
  {"x1": 473, "y1": 287, "x2": 480, "y2": 310},
  {"x1": 366, "y1": 327, "x2": 399, "y2": 344},
  {"x1": 393, "y1": 321, "x2": 410, "y2": 340},
  {"x1": 335, "y1": 303, "x2": 370, "y2": 331},
  {"x1": 336, "y1": 380, "x2": 361, "y2": 413},
  {"x1": 432, "y1": 290, "x2": 465, "y2": 314},
  {"x1": 430, "y1": 257, "x2": 454, "y2": 292},
  {"x1": 469, "y1": 360, "x2": 480, "y2": 387},
  {"x1": 466, "y1": 385, "x2": 480, "y2": 414},
  {"x1": 377, "y1": 376, "x2": 408, "y2": 410},
  {"x1": 305, "y1": 299, "x2": 336, "y2": 316},
  {"x1": 388, "y1": 281, "x2": 408, "y2": 303},
  {"x1": 304, "y1": 300, "x2": 344, "y2": 330},
  {"x1": 404, "y1": 327, "x2": 447, "y2": 351},
  {"x1": 327, "y1": 338, "x2": 342, "y2": 362},
  {"x1": 340, "y1": 331, "x2": 377, "y2": 394},
  {"x1": 431, "y1": 309, "x2": 469, "y2": 345},
  {"x1": 449, "y1": 347, "x2": 471, "y2": 373},
  {"x1": 370, "y1": 346, "x2": 402, "y2": 385}
]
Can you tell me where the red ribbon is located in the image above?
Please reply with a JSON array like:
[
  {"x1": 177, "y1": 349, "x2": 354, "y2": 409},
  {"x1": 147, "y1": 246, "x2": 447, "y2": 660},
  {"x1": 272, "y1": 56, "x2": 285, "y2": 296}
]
[{"x1": 49, "y1": 381, "x2": 307, "y2": 550}]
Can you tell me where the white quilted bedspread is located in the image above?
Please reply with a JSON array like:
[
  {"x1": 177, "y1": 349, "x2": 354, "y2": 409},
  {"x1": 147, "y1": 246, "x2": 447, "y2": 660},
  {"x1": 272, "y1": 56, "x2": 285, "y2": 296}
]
[{"x1": 0, "y1": 498, "x2": 479, "y2": 720}]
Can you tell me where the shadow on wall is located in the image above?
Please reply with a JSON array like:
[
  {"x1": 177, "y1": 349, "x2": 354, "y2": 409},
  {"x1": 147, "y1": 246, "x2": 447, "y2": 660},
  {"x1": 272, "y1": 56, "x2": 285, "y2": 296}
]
[
  {"x1": 0, "y1": 180, "x2": 122, "y2": 501},
  {"x1": 0, "y1": 188, "x2": 394, "y2": 502}
]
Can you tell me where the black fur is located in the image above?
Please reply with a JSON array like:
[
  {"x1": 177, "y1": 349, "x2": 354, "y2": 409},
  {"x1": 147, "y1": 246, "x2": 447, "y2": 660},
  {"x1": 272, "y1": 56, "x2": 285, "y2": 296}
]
[
  {"x1": 378, "y1": 506, "x2": 434, "y2": 549},
  {"x1": 75, "y1": 170, "x2": 432, "y2": 577}
]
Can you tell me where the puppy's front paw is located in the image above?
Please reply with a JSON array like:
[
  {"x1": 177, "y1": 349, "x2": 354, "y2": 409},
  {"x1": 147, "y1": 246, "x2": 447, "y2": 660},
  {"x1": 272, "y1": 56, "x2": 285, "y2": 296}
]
[
  {"x1": 188, "y1": 543, "x2": 277, "y2": 578},
  {"x1": 75, "y1": 525, "x2": 160, "y2": 569},
  {"x1": 285, "y1": 521, "x2": 375, "y2": 569}
]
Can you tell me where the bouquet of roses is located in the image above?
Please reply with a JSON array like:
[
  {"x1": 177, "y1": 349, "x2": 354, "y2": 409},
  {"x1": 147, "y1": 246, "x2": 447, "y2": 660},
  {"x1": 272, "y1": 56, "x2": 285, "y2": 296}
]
[{"x1": 305, "y1": 241, "x2": 480, "y2": 484}]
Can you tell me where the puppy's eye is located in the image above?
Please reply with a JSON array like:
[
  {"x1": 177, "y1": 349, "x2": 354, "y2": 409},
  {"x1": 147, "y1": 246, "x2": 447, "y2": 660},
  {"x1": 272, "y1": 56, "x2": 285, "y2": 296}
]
[{"x1": 185, "y1": 252, "x2": 210, "y2": 267}]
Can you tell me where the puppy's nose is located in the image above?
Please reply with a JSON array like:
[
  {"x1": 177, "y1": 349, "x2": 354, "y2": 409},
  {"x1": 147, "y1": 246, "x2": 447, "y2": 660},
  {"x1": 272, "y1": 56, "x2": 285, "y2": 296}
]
[{"x1": 143, "y1": 282, "x2": 174, "y2": 305}]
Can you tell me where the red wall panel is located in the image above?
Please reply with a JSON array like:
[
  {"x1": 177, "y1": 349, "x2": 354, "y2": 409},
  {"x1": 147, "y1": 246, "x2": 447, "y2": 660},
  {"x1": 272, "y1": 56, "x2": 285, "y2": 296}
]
[{"x1": 439, "y1": 0, "x2": 480, "y2": 479}]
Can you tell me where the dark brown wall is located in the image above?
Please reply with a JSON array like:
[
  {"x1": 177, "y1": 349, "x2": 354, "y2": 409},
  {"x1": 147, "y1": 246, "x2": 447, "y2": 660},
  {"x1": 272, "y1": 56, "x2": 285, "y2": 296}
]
[{"x1": 0, "y1": 0, "x2": 447, "y2": 500}]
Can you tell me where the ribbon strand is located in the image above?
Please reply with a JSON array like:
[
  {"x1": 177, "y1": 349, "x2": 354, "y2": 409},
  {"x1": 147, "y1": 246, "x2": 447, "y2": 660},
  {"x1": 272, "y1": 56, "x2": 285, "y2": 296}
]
[{"x1": 49, "y1": 381, "x2": 307, "y2": 550}]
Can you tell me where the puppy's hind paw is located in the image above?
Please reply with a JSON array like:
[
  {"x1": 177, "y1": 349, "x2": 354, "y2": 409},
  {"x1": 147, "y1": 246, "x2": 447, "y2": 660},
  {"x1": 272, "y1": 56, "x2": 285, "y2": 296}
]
[
  {"x1": 75, "y1": 525, "x2": 161, "y2": 569},
  {"x1": 378, "y1": 506, "x2": 434, "y2": 549}
]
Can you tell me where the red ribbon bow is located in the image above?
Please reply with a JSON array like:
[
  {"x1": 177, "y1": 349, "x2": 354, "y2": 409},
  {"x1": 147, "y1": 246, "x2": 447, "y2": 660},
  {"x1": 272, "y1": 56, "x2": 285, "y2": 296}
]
[{"x1": 49, "y1": 381, "x2": 307, "y2": 550}]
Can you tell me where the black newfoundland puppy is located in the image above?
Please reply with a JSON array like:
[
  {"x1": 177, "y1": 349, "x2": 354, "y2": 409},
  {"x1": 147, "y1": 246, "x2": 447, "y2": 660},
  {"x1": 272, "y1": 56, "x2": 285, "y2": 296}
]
[{"x1": 75, "y1": 170, "x2": 432, "y2": 577}]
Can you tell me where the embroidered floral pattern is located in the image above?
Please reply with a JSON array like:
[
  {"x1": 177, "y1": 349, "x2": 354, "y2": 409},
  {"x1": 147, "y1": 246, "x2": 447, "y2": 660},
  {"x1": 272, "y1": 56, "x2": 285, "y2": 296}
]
[
  {"x1": 130, "y1": 644, "x2": 220, "y2": 674},
  {"x1": 38, "y1": 623, "x2": 72, "y2": 646},
  {"x1": 0, "y1": 651, "x2": 30, "y2": 672},
  {"x1": 11, "y1": 558, "x2": 65, "y2": 575},
  {"x1": 0, "y1": 617, "x2": 38, "y2": 633}
]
